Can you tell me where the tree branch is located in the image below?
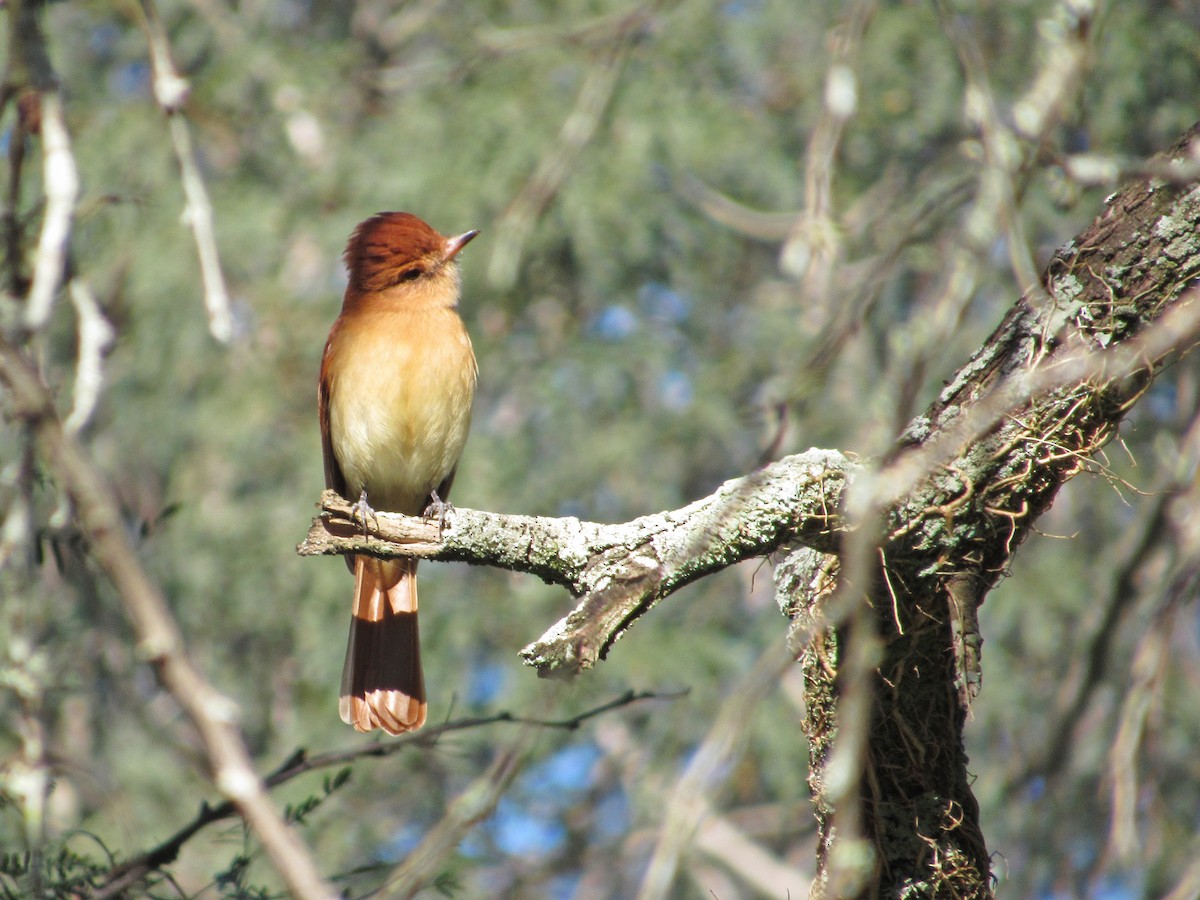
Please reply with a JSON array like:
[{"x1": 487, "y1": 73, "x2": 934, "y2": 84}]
[
  {"x1": 798, "y1": 121, "x2": 1200, "y2": 895},
  {"x1": 23, "y1": 89, "x2": 76, "y2": 332},
  {"x1": 2, "y1": 0, "x2": 78, "y2": 332},
  {"x1": 300, "y1": 449, "x2": 852, "y2": 676},
  {"x1": 0, "y1": 339, "x2": 337, "y2": 900},
  {"x1": 130, "y1": 0, "x2": 235, "y2": 343},
  {"x1": 636, "y1": 639, "x2": 796, "y2": 900},
  {"x1": 484, "y1": 7, "x2": 652, "y2": 290}
]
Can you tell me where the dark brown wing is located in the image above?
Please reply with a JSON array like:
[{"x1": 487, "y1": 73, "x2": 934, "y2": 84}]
[
  {"x1": 318, "y1": 344, "x2": 346, "y2": 497},
  {"x1": 318, "y1": 338, "x2": 354, "y2": 572}
]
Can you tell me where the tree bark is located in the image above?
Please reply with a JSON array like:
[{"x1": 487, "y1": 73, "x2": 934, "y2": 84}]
[{"x1": 795, "y1": 123, "x2": 1200, "y2": 897}]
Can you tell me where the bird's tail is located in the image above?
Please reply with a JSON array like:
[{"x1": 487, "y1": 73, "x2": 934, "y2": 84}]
[{"x1": 340, "y1": 556, "x2": 426, "y2": 734}]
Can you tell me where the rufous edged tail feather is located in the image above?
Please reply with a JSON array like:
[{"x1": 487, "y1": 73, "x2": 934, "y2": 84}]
[{"x1": 339, "y1": 556, "x2": 427, "y2": 734}]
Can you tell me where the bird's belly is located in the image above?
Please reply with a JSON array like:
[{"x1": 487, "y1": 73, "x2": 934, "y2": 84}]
[{"x1": 328, "y1": 323, "x2": 475, "y2": 514}]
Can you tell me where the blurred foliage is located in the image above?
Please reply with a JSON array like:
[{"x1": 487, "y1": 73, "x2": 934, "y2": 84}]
[{"x1": 1, "y1": 0, "x2": 1200, "y2": 897}]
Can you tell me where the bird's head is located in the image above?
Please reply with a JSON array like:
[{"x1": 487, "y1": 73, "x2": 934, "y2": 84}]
[{"x1": 343, "y1": 212, "x2": 478, "y2": 304}]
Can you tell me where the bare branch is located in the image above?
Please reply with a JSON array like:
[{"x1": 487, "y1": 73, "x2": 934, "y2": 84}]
[
  {"x1": 636, "y1": 639, "x2": 796, "y2": 900},
  {"x1": 690, "y1": 807, "x2": 813, "y2": 898},
  {"x1": 24, "y1": 90, "x2": 77, "y2": 332},
  {"x1": 1105, "y1": 608, "x2": 1170, "y2": 862},
  {"x1": 1009, "y1": 0, "x2": 1094, "y2": 144},
  {"x1": 64, "y1": 279, "x2": 115, "y2": 434},
  {"x1": 1164, "y1": 857, "x2": 1200, "y2": 900},
  {"x1": 675, "y1": 174, "x2": 797, "y2": 241},
  {"x1": 946, "y1": 570, "x2": 984, "y2": 708},
  {"x1": 385, "y1": 733, "x2": 534, "y2": 897},
  {"x1": 0, "y1": 340, "x2": 335, "y2": 900},
  {"x1": 485, "y1": 9, "x2": 651, "y2": 289},
  {"x1": 133, "y1": 0, "x2": 235, "y2": 343},
  {"x1": 477, "y1": 3, "x2": 656, "y2": 53},
  {"x1": 1060, "y1": 150, "x2": 1200, "y2": 187},
  {"x1": 779, "y1": 0, "x2": 875, "y2": 294}
]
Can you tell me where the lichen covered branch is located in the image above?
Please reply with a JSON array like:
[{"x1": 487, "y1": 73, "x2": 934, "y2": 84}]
[{"x1": 300, "y1": 449, "x2": 853, "y2": 676}]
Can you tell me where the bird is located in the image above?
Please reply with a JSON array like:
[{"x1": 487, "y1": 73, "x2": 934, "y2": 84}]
[{"x1": 318, "y1": 212, "x2": 478, "y2": 734}]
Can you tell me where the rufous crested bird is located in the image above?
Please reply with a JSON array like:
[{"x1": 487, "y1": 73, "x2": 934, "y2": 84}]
[{"x1": 318, "y1": 211, "x2": 478, "y2": 734}]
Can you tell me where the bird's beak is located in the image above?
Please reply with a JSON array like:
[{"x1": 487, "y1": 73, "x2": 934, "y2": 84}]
[{"x1": 443, "y1": 229, "x2": 480, "y2": 261}]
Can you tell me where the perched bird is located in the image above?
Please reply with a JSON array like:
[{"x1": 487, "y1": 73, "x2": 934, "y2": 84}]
[{"x1": 318, "y1": 212, "x2": 478, "y2": 734}]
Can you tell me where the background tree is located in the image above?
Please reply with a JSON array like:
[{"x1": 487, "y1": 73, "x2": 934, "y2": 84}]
[{"x1": 2, "y1": 0, "x2": 1200, "y2": 898}]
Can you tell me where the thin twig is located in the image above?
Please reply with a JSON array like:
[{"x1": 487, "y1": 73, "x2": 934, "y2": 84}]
[
  {"x1": 24, "y1": 90, "x2": 77, "y2": 331},
  {"x1": 1105, "y1": 606, "x2": 1171, "y2": 862},
  {"x1": 486, "y1": 12, "x2": 647, "y2": 289},
  {"x1": 2, "y1": 89, "x2": 29, "y2": 298},
  {"x1": 1060, "y1": 151, "x2": 1200, "y2": 187},
  {"x1": 94, "y1": 689, "x2": 679, "y2": 898},
  {"x1": 385, "y1": 731, "x2": 537, "y2": 898},
  {"x1": 636, "y1": 639, "x2": 795, "y2": 900},
  {"x1": 476, "y1": 3, "x2": 656, "y2": 54},
  {"x1": 1005, "y1": 488, "x2": 1170, "y2": 795},
  {"x1": 674, "y1": 174, "x2": 797, "y2": 241},
  {"x1": 691, "y1": 809, "x2": 813, "y2": 898},
  {"x1": 1163, "y1": 855, "x2": 1200, "y2": 900},
  {"x1": 133, "y1": 0, "x2": 234, "y2": 343},
  {"x1": 938, "y1": 0, "x2": 1094, "y2": 294},
  {"x1": 64, "y1": 279, "x2": 115, "y2": 434},
  {"x1": 779, "y1": 0, "x2": 875, "y2": 297},
  {"x1": 381, "y1": 690, "x2": 682, "y2": 896}
]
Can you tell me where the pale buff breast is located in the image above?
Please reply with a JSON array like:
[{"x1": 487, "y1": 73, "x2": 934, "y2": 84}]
[{"x1": 325, "y1": 307, "x2": 477, "y2": 514}]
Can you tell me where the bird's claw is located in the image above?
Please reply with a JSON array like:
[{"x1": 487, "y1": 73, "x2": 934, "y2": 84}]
[
  {"x1": 350, "y1": 489, "x2": 380, "y2": 536},
  {"x1": 423, "y1": 490, "x2": 452, "y2": 538}
]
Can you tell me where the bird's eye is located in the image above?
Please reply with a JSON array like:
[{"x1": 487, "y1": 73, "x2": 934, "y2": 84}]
[{"x1": 398, "y1": 267, "x2": 424, "y2": 283}]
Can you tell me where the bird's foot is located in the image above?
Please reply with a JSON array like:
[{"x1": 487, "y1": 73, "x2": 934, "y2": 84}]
[
  {"x1": 423, "y1": 490, "x2": 453, "y2": 538},
  {"x1": 350, "y1": 489, "x2": 380, "y2": 536}
]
